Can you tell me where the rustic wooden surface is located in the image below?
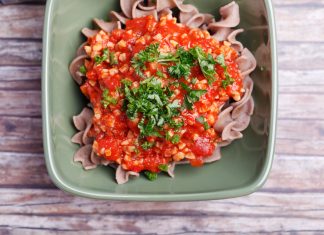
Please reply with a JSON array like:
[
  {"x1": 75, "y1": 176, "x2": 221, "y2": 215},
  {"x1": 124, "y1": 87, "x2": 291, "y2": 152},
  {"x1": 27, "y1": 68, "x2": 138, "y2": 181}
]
[{"x1": 0, "y1": 0, "x2": 323, "y2": 234}]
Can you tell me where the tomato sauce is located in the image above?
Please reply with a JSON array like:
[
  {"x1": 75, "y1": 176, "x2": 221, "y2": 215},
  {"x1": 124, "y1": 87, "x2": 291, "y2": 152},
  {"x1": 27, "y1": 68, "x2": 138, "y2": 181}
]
[{"x1": 80, "y1": 15, "x2": 243, "y2": 173}]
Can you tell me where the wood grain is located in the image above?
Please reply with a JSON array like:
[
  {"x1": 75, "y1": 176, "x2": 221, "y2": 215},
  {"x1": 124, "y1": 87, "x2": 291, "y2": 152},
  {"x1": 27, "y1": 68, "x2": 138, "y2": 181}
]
[{"x1": 0, "y1": 0, "x2": 323, "y2": 234}]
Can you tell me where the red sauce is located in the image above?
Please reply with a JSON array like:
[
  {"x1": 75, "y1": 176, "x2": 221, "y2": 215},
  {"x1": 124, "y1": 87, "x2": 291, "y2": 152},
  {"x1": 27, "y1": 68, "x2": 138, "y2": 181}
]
[{"x1": 80, "y1": 15, "x2": 243, "y2": 173}]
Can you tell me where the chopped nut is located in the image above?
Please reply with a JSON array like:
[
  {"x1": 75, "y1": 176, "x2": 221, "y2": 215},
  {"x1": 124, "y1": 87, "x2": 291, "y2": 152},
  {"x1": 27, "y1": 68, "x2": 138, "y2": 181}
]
[
  {"x1": 185, "y1": 152, "x2": 195, "y2": 159},
  {"x1": 173, "y1": 152, "x2": 185, "y2": 161},
  {"x1": 119, "y1": 53, "x2": 127, "y2": 62},
  {"x1": 117, "y1": 40, "x2": 127, "y2": 48},
  {"x1": 119, "y1": 64, "x2": 129, "y2": 73},
  {"x1": 170, "y1": 40, "x2": 178, "y2": 47},
  {"x1": 178, "y1": 142, "x2": 186, "y2": 150},
  {"x1": 105, "y1": 148, "x2": 111, "y2": 156},
  {"x1": 121, "y1": 140, "x2": 130, "y2": 146},
  {"x1": 109, "y1": 68, "x2": 118, "y2": 76}
]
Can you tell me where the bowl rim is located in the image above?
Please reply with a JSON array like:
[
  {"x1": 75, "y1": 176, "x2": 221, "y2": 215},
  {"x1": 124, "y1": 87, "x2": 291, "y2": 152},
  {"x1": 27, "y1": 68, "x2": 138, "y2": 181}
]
[{"x1": 42, "y1": 0, "x2": 278, "y2": 201}]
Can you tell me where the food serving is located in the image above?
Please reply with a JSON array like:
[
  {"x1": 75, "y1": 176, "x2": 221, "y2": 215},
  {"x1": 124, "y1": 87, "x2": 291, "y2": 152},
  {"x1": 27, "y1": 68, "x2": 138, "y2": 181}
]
[{"x1": 69, "y1": 0, "x2": 256, "y2": 184}]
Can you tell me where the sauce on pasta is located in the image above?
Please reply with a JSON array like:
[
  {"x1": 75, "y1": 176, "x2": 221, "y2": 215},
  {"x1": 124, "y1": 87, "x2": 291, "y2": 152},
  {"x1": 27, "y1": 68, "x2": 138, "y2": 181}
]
[{"x1": 79, "y1": 15, "x2": 243, "y2": 174}]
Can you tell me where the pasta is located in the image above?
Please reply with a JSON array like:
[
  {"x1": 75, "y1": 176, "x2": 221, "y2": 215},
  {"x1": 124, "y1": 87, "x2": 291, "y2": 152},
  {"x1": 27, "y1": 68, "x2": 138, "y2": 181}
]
[{"x1": 69, "y1": 0, "x2": 256, "y2": 184}]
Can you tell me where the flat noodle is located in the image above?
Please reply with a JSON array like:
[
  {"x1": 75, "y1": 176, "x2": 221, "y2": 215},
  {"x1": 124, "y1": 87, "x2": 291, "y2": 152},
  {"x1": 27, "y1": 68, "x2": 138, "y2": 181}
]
[
  {"x1": 116, "y1": 165, "x2": 139, "y2": 184},
  {"x1": 227, "y1": 29, "x2": 244, "y2": 52},
  {"x1": 69, "y1": 55, "x2": 87, "y2": 85},
  {"x1": 69, "y1": 0, "x2": 257, "y2": 184},
  {"x1": 208, "y1": 1, "x2": 240, "y2": 31},
  {"x1": 74, "y1": 145, "x2": 98, "y2": 170},
  {"x1": 81, "y1": 28, "x2": 99, "y2": 39},
  {"x1": 71, "y1": 131, "x2": 84, "y2": 146},
  {"x1": 72, "y1": 107, "x2": 93, "y2": 131},
  {"x1": 167, "y1": 162, "x2": 176, "y2": 178},
  {"x1": 132, "y1": 0, "x2": 158, "y2": 20},
  {"x1": 93, "y1": 18, "x2": 121, "y2": 32},
  {"x1": 110, "y1": 11, "x2": 128, "y2": 25},
  {"x1": 120, "y1": 0, "x2": 138, "y2": 18},
  {"x1": 76, "y1": 42, "x2": 88, "y2": 56}
]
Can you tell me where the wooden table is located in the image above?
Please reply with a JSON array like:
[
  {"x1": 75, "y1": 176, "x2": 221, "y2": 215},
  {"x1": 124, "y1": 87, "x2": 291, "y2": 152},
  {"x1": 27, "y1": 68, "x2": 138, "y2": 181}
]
[{"x1": 0, "y1": 0, "x2": 323, "y2": 234}]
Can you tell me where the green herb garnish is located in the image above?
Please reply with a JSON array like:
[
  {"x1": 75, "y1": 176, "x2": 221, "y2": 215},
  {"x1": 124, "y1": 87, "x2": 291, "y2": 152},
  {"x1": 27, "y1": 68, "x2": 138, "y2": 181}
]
[
  {"x1": 170, "y1": 134, "x2": 180, "y2": 144},
  {"x1": 191, "y1": 77, "x2": 198, "y2": 84},
  {"x1": 94, "y1": 48, "x2": 109, "y2": 65},
  {"x1": 121, "y1": 79, "x2": 132, "y2": 87},
  {"x1": 222, "y1": 73, "x2": 235, "y2": 88},
  {"x1": 168, "y1": 63, "x2": 191, "y2": 79},
  {"x1": 109, "y1": 51, "x2": 118, "y2": 65},
  {"x1": 156, "y1": 70, "x2": 164, "y2": 77},
  {"x1": 131, "y1": 43, "x2": 160, "y2": 77},
  {"x1": 189, "y1": 47, "x2": 216, "y2": 84},
  {"x1": 180, "y1": 82, "x2": 206, "y2": 110},
  {"x1": 196, "y1": 116, "x2": 209, "y2": 130},
  {"x1": 215, "y1": 54, "x2": 235, "y2": 88},
  {"x1": 142, "y1": 141, "x2": 155, "y2": 150},
  {"x1": 123, "y1": 77, "x2": 181, "y2": 137},
  {"x1": 144, "y1": 171, "x2": 158, "y2": 181},
  {"x1": 101, "y1": 89, "x2": 117, "y2": 108},
  {"x1": 79, "y1": 65, "x2": 87, "y2": 74},
  {"x1": 158, "y1": 164, "x2": 168, "y2": 172}
]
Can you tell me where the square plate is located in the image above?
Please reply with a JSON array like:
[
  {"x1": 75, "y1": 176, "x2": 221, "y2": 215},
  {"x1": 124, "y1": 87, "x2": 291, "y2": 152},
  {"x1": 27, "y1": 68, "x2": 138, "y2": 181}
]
[{"x1": 42, "y1": 0, "x2": 277, "y2": 201}]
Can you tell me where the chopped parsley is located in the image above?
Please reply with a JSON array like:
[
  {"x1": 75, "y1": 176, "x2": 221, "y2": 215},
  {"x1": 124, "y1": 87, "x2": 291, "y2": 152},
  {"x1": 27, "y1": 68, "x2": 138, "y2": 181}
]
[
  {"x1": 180, "y1": 82, "x2": 206, "y2": 110},
  {"x1": 156, "y1": 70, "x2": 164, "y2": 77},
  {"x1": 166, "y1": 132, "x2": 181, "y2": 144},
  {"x1": 123, "y1": 77, "x2": 181, "y2": 137},
  {"x1": 142, "y1": 141, "x2": 155, "y2": 150},
  {"x1": 144, "y1": 171, "x2": 158, "y2": 181},
  {"x1": 196, "y1": 116, "x2": 209, "y2": 130},
  {"x1": 131, "y1": 43, "x2": 160, "y2": 77},
  {"x1": 222, "y1": 73, "x2": 235, "y2": 88},
  {"x1": 170, "y1": 134, "x2": 180, "y2": 144},
  {"x1": 158, "y1": 164, "x2": 168, "y2": 172},
  {"x1": 79, "y1": 65, "x2": 87, "y2": 74},
  {"x1": 109, "y1": 51, "x2": 118, "y2": 65},
  {"x1": 121, "y1": 79, "x2": 132, "y2": 87},
  {"x1": 94, "y1": 48, "x2": 109, "y2": 65},
  {"x1": 101, "y1": 89, "x2": 117, "y2": 108},
  {"x1": 191, "y1": 77, "x2": 198, "y2": 84},
  {"x1": 95, "y1": 48, "x2": 118, "y2": 65},
  {"x1": 189, "y1": 47, "x2": 216, "y2": 84},
  {"x1": 166, "y1": 47, "x2": 195, "y2": 79},
  {"x1": 131, "y1": 44, "x2": 219, "y2": 82},
  {"x1": 215, "y1": 54, "x2": 235, "y2": 88}
]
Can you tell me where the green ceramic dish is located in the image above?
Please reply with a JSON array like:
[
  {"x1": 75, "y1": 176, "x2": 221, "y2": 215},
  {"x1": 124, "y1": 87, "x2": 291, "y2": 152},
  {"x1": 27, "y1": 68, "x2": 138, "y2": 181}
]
[{"x1": 42, "y1": 0, "x2": 277, "y2": 201}]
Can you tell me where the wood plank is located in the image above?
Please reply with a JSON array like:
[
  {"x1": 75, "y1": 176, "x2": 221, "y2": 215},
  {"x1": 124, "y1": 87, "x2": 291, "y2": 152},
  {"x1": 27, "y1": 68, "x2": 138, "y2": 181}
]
[
  {"x1": 0, "y1": 88, "x2": 322, "y2": 119},
  {"x1": 0, "y1": 116, "x2": 43, "y2": 153},
  {"x1": 0, "y1": 188, "x2": 323, "y2": 233},
  {"x1": 278, "y1": 93, "x2": 324, "y2": 120},
  {"x1": 279, "y1": 70, "x2": 324, "y2": 94},
  {"x1": 0, "y1": 153, "x2": 52, "y2": 187},
  {"x1": 0, "y1": 152, "x2": 323, "y2": 193},
  {"x1": 0, "y1": 0, "x2": 45, "y2": 4},
  {"x1": 2, "y1": 66, "x2": 320, "y2": 94},
  {"x1": 0, "y1": 39, "x2": 42, "y2": 66},
  {"x1": 275, "y1": 6, "x2": 324, "y2": 42},
  {"x1": 0, "y1": 66, "x2": 41, "y2": 90},
  {"x1": 273, "y1": 0, "x2": 324, "y2": 5},
  {"x1": 0, "y1": 116, "x2": 324, "y2": 156},
  {"x1": 2, "y1": 40, "x2": 324, "y2": 69},
  {"x1": 0, "y1": 5, "x2": 44, "y2": 39},
  {"x1": 0, "y1": 3, "x2": 324, "y2": 44},
  {"x1": 0, "y1": 90, "x2": 40, "y2": 117},
  {"x1": 276, "y1": 119, "x2": 324, "y2": 156},
  {"x1": 0, "y1": 112, "x2": 323, "y2": 156},
  {"x1": 278, "y1": 42, "x2": 324, "y2": 70}
]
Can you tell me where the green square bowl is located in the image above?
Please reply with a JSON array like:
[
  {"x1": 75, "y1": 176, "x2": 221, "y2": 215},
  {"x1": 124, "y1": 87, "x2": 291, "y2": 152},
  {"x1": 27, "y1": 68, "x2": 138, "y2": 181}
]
[{"x1": 42, "y1": 0, "x2": 277, "y2": 201}]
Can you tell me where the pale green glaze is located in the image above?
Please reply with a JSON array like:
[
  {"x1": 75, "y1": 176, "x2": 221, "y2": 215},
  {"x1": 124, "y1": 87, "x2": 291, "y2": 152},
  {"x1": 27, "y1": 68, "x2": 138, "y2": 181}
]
[{"x1": 42, "y1": 0, "x2": 277, "y2": 201}]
